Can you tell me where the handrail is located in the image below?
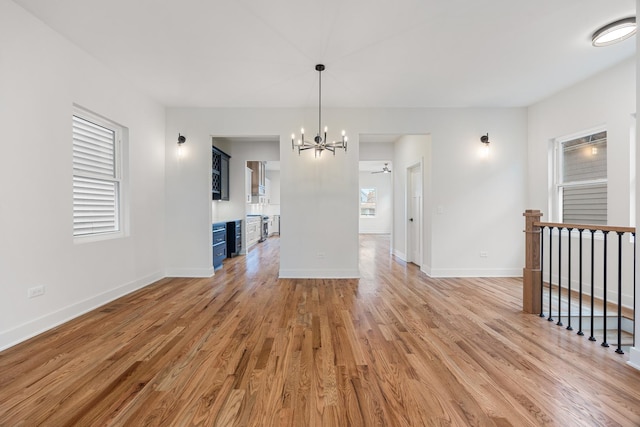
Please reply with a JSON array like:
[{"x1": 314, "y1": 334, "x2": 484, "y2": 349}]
[
  {"x1": 535, "y1": 221, "x2": 635, "y2": 234},
  {"x1": 524, "y1": 210, "x2": 636, "y2": 355}
]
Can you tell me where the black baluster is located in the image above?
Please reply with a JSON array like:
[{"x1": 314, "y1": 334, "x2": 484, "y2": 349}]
[
  {"x1": 577, "y1": 229, "x2": 584, "y2": 336},
  {"x1": 557, "y1": 227, "x2": 563, "y2": 326},
  {"x1": 602, "y1": 231, "x2": 609, "y2": 348},
  {"x1": 548, "y1": 226, "x2": 554, "y2": 322},
  {"x1": 616, "y1": 232, "x2": 624, "y2": 354},
  {"x1": 566, "y1": 228, "x2": 574, "y2": 331},
  {"x1": 589, "y1": 229, "x2": 596, "y2": 341},
  {"x1": 540, "y1": 226, "x2": 545, "y2": 318}
]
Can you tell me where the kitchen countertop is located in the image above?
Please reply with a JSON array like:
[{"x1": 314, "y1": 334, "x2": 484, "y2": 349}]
[{"x1": 212, "y1": 218, "x2": 242, "y2": 224}]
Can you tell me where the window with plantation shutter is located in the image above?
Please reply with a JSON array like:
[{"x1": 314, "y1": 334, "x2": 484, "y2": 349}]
[
  {"x1": 556, "y1": 130, "x2": 607, "y2": 225},
  {"x1": 72, "y1": 111, "x2": 122, "y2": 237}
]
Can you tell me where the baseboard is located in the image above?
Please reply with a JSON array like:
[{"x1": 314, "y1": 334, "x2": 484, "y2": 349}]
[
  {"x1": 0, "y1": 271, "x2": 165, "y2": 352},
  {"x1": 429, "y1": 268, "x2": 522, "y2": 278},
  {"x1": 278, "y1": 269, "x2": 360, "y2": 279},
  {"x1": 392, "y1": 249, "x2": 406, "y2": 261},
  {"x1": 628, "y1": 347, "x2": 640, "y2": 372},
  {"x1": 421, "y1": 265, "x2": 432, "y2": 276},
  {"x1": 165, "y1": 267, "x2": 215, "y2": 278}
]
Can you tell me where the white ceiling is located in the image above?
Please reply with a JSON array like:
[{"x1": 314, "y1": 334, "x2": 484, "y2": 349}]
[{"x1": 13, "y1": 0, "x2": 636, "y2": 108}]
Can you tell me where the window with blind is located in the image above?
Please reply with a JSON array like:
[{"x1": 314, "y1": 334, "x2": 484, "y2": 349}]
[
  {"x1": 72, "y1": 110, "x2": 123, "y2": 237},
  {"x1": 557, "y1": 130, "x2": 607, "y2": 225},
  {"x1": 360, "y1": 188, "x2": 377, "y2": 217}
]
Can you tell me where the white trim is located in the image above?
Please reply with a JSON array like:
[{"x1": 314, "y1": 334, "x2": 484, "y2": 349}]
[
  {"x1": 165, "y1": 267, "x2": 215, "y2": 278},
  {"x1": 72, "y1": 105, "x2": 127, "y2": 240},
  {"x1": 421, "y1": 265, "x2": 432, "y2": 276},
  {"x1": 554, "y1": 124, "x2": 608, "y2": 144},
  {"x1": 429, "y1": 268, "x2": 522, "y2": 278},
  {"x1": 628, "y1": 347, "x2": 640, "y2": 371},
  {"x1": 0, "y1": 271, "x2": 164, "y2": 352},
  {"x1": 278, "y1": 269, "x2": 360, "y2": 279},
  {"x1": 393, "y1": 249, "x2": 407, "y2": 261},
  {"x1": 552, "y1": 126, "x2": 608, "y2": 224}
]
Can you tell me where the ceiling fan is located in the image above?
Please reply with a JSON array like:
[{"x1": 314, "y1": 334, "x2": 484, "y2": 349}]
[{"x1": 372, "y1": 163, "x2": 392, "y2": 174}]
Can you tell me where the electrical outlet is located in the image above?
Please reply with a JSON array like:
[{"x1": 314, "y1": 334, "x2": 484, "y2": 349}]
[
  {"x1": 480, "y1": 251, "x2": 488, "y2": 258},
  {"x1": 317, "y1": 252, "x2": 326, "y2": 259},
  {"x1": 28, "y1": 285, "x2": 45, "y2": 298}
]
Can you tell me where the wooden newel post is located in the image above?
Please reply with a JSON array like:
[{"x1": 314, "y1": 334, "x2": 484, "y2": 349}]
[{"x1": 523, "y1": 209, "x2": 542, "y2": 313}]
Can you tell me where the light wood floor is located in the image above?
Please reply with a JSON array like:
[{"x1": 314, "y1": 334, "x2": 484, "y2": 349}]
[{"x1": 2, "y1": 235, "x2": 640, "y2": 426}]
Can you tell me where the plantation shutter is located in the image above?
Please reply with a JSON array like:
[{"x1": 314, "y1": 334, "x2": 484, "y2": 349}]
[
  {"x1": 72, "y1": 115, "x2": 119, "y2": 236},
  {"x1": 560, "y1": 132, "x2": 607, "y2": 225}
]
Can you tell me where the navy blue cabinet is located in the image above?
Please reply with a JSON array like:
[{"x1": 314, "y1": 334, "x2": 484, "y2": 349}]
[
  {"x1": 212, "y1": 146, "x2": 230, "y2": 201},
  {"x1": 226, "y1": 220, "x2": 242, "y2": 257},
  {"x1": 212, "y1": 222, "x2": 226, "y2": 270}
]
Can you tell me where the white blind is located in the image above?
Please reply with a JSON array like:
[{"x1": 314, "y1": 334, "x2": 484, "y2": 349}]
[
  {"x1": 560, "y1": 131, "x2": 607, "y2": 225},
  {"x1": 73, "y1": 116, "x2": 115, "y2": 177},
  {"x1": 72, "y1": 114, "x2": 120, "y2": 236}
]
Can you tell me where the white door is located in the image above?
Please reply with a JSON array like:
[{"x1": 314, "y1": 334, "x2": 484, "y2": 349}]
[{"x1": 407, "y1": 164, "x2": 422, "y2": 266}]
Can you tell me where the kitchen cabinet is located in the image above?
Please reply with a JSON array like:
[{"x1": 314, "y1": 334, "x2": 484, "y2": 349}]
[
  {"x1": 212, "y1": 222, "x2": 227, "y2": 270},
  {"x1": 212, "y1": 146, "x2": 231, "y2": 201},
  {"x1": 268, "y1": 214, "x2": 280, "y2": 236},
  {"x1": 245, "y1": 167, "x2": 252, "y2": 203},
  {"x1": 265, "y1": 178, "x2": 271, "y2": 205},
  {"x1": 246, "y1": 215, "x2": 261, "y2": 249},
  {"x1": 226, "y1": 220, "x2": 242, "y2": 257},
  {"x1": 247, "y1": 161, "x2": 266, "y2": 203}
]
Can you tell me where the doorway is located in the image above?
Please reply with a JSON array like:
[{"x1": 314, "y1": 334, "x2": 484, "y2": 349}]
[{"x1": 407, "y1": 163, "x2": 422, "y2": 266}]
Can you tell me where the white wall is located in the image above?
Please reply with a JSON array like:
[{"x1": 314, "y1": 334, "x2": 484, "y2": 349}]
[
  {"x1": 165, "y1": 107, "x2": 528, "y2": 280},
  {"x1": 265, "y1": 170, "x2": 281, "y2": 216},
  {"x1": 528, "y1": 58, "x2": 636, "y2": 310},
  {"x1": 393, "y1": 135, "x2": 432, "y2": 268},
  {"x1": 359, "y1": 171, "x2": 392, "y2": 234},
  {"x1": 360, "y1": 141, "x2": 395, "y2": 161},
  {"x1": 528, "y1": 57, "x2": 636, "y2": 222},
  {"x1": 629, "y1": 0, "x2": 640, "y2": 370},
  {"x1": 389, "y1": 110, "x2": 529, "y2": 278},
  {"x1": 0, "y1": 1, "x2": 166, "y2": 350}
]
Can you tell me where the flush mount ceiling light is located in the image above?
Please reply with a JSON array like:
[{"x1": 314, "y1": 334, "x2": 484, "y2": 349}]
[
  {"x1": 592, "y1": 17, "x2": 636, "y2": 47},
  {"x1": 291, "y1": 64, "x2": 347, "y2": 157}
]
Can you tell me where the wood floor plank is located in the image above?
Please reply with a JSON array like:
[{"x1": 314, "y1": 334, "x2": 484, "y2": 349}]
[{"x1": 2, "y1": 234, "x2": 640, "y2": 426}]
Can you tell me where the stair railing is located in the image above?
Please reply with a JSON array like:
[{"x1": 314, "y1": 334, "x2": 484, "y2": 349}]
[{"x1": 523, "y1": 210, "x2": 635, "y2": 354}]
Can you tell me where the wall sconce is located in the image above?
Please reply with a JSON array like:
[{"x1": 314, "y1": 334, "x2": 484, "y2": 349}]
[
  {"x1": 480, "y1": 133, "x2": 490, "y2": 158},
  {"x1": 177, "y1": 133, "x2": 186, "y2": 157}
]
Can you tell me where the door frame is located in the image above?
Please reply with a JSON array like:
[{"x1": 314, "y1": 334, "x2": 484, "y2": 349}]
[{"x1": 406, "y1": 162, "x2": 423, "y2": 267}]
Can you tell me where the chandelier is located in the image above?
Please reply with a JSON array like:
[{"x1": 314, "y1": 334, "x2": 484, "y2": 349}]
[{"x1": 291, "y1": 64, "x2": 347, "y2": 157}]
